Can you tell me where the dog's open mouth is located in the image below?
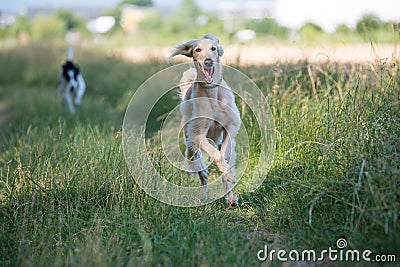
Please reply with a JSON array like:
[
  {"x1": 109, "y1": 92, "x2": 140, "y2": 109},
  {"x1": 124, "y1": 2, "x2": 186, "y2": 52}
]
[{"x1": 201, "y1": 65, "x2": 214, "y2": 84}]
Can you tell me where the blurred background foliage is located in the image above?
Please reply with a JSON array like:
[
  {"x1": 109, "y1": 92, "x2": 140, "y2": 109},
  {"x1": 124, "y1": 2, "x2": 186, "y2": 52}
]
[{"x1": 0, "y1": 0, "x2": 399, "y2": 45}]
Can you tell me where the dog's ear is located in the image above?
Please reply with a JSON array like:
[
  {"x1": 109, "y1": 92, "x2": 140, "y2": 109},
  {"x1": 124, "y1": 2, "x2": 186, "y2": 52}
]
[
  {"x1": 169, "y1": 39, "x2": 198, "y2": 61},
  {"x1": 203, "y1": 33, "x2": 224, "y2": 57},
  {"x1": 217, "y1": 44, "x2": 224, "y2": 57},
  {"x1": 203, "y1": 33, "x2": 219, "y2": 42}
]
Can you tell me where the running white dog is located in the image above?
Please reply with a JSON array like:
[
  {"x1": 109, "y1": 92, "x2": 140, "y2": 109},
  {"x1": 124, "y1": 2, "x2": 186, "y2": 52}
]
[
  {"x1": 57, "y1": 47, "x2": 86, "y2": 114},
  {"x1": 170, "y1": 34, "x2": 241, "y2": 207}
]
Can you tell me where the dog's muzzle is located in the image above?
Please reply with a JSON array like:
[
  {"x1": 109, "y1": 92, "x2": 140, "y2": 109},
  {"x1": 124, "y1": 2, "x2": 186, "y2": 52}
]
[{"x1": 201, "y1": 58, "x2": 215, "y2": 84}]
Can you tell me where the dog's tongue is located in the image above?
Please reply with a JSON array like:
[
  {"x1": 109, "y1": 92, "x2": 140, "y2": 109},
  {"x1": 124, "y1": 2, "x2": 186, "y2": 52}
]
[{"x1": 203, "y1": 67, "x2": 213, "y2": 84}]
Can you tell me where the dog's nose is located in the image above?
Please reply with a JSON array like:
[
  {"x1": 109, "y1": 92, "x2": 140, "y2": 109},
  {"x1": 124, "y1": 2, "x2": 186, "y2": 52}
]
[{"x1": 204, "y1": 58, "x2": 213, "y2": 67}]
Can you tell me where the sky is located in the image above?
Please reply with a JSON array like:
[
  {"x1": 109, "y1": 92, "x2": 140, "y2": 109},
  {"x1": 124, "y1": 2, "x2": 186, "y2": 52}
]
[
  {"x1": 1, "y1": 0, "x2": 399, "y2": 31},
  {"x1": 0, "y1": 0, "x2": 120, "y2": 12},
  {"x1": 275, "y1": 0, "x2": 400, "y2": 32}
]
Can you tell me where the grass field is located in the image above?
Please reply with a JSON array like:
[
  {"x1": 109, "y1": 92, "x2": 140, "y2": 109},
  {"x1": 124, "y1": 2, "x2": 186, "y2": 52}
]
[{"x1": 0, "y1": 42, "x2": 399, "y2": 266}]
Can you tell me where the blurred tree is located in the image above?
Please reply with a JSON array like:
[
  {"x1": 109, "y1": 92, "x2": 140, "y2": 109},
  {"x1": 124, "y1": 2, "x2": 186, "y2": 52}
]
[
  {"x1": 246, "y1": 18, "x2": 288, "y2": 38},
  {"x1": 383, "y1": 21, "x2": 400, "y2": 36},
  {"x1": 301, "y1": 22, "x2": 323, "y2": 32},
  {"x1": 30, "y1": 15, "x2": 65, "y2": 41},
  {"x1": 162, "y1": 0, "x2": 201, "y2": 36},
  {"x1": 336, "y1": 24, "x2": 351, "y2": 34},
  {"x1": 7, "y1": 15, "x2": 30, "y2": 38},
  {"x1": 138, "y1": 13, "x2": 162, "y2": 32},
  {"x1": 55, "y1": 9, "x2": 86, "y2": 31},
  {"x1": 121, "y1": 0, "x2": 152, "y2": 6},
  {"x1": 382, "y1": 21, "x2": 400, "y2": 30},
  {"x1": 356, "y1": 14, "x2": 382, "y2": 35},
  {"x1": 103, "y1": 7, "x2": 122, "y2": 32},
  {"x1": 104, "y1": 0, "x2": 153, "y2": 32},
  {"x1": 181, "y1": 0, "x2": 200, "y2": 17},
  {"x1": 300, "y1": 22, "x2": 324, "y2": 42}
]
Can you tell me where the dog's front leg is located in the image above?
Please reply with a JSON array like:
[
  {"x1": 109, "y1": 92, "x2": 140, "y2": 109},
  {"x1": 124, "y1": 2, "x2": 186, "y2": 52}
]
[
  {"x1": 199, "y1": 134, "x2": 238, "y2": 206},
  {"x1": 74, "y1": 76, "x2": 86, "y2": 106},
  {"x1": 185, "y1": 146, "x2": 209, "y2": 198},
  {"x1": 219, "y1": 122, "x2": 239, "y2": 162},
  {"x1": 65, "y1": 88, "x2": 75, "y2": 114},
  {"x1": 218, "y1": 134, "x2": 238, "y2": 206},
  {"x1": 219, "y1": 130, "x2": 231, "y2": 161},
  {"x1": 223, "y1": 177, "x2": 238, "y2": 207},
  {"x1": 197, "y1": 134, "x2": 237, "y2": 188}
]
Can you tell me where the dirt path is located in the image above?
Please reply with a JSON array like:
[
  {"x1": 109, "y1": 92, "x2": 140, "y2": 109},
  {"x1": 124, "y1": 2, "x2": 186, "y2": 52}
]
[{"x1": 120, "y1": 44, "x2": 399, "y2": 65}]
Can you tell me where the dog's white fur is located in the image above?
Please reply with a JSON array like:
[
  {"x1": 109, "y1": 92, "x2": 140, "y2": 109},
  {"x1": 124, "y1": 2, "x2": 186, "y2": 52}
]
[
  {"x1": 57, "y1": 48, "x2": 86, "y2": 114},
  {"x1": 170, "y1": 34, "x2": 241, "y2": 206}
]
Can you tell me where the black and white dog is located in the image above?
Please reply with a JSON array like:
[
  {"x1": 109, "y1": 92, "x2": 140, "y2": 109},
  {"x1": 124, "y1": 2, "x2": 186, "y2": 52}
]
[{"x1": 57, "y1": 47, "x2": 86, "y2": 114}]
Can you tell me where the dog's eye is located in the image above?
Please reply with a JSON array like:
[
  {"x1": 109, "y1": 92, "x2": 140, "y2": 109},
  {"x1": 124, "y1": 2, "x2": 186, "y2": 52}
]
[
  {"x1": 195, "y1": 48, "x2": 201, "y2": 53},
  {"x1": 211, "y1": 46, "x2": 216, "y2": 51}
]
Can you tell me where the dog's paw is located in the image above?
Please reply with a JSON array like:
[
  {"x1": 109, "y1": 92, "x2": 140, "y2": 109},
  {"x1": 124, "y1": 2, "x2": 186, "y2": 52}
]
[
  {"x1": 225, "y1": 194, "x2": 239, "y2": 207},
  {"x1": 74, "y1": 99, "x2": 82, "y2": 106}
]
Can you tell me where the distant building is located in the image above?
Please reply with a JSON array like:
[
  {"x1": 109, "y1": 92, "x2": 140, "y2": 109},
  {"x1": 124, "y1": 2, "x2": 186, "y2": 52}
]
[
  {"x1": 0, "y1": 12, "x2": 16, "y2": 28},
  {"x1": 25, "y1": 7, "x2": 108, "y2": 19},
  {"x1": 87, "y1": 16, "x2": 115, "y2": 33},
  {"x1": 23, "y1": 6, "x2": 116, "y2": 34},
  {"x1": 120, "y1": 4, "x2": 158, "y2": 33}
]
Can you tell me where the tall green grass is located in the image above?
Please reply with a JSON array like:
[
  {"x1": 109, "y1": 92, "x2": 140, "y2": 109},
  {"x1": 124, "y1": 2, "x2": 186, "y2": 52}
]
[{"x1": 0, "y1": 43, "x2": 399, "y2": 266}]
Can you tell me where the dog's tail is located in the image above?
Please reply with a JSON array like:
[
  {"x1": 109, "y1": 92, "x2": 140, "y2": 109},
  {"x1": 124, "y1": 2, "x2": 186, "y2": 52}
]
[
  {"x1": 67, "y1": 46, "x2": 74, "y2": 61},
  {"x1": 178, "y1": 68, "x2": 196, "y2": 100}
]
